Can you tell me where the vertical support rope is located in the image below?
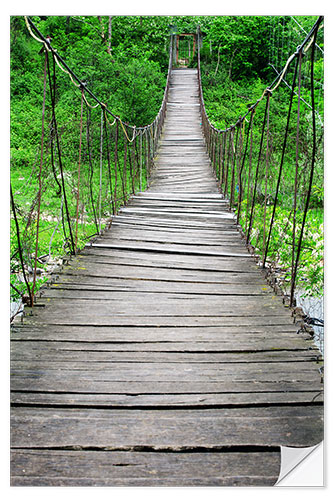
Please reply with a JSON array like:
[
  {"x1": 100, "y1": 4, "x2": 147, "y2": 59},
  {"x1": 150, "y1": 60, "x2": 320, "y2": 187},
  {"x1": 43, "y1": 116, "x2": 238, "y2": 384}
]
[
  {"x1": 230, "y1": 126, "x2": 239, "y2": 210},
  {"x1": 219, "y1": 132, "x2": 224, "y2": 187},
  {"x1": 139, "y1": 131, "x2": 143, "y2": 191},
  {"x1": 49, "y1": 52, "x2": 75, "y2": 254},
  {"x1": 291, "y1": 51, "x2": 303, "y2": 292},
  {"x1": 144, "y1": 130, "x2": 149, "y2": 187},
  {"x1": 119, "y1": 127, "x2": 126, "y2": 202},
  {"x1": 10, "y1": 185, "x2": 33, "y2": 306},
  {"x1": 75, "y1": 87, "x2": 84, "y2": 253},
  {"x1": 86, "y1": 107, "x2": 99, "y2": 231},
  {"x1": 247, "y1": 95, "x2": 270, "y2": 244},
  {"x1": 212, "y1": 131, "x2": 217, "y2": 174},
  {"x1": 134, "y1": 134, "x2": 140, "y2": 190},
  {"x1": 262, "y1": 92, "x2": 272, "y2": 255},
  {"x1": 290, "y1": 24, "x2": 320, "y2": 305},
  {"x1": 224, "y1": 129, "x2": 232, "y2": 197},
  {"x1": 147, "y1": 129, "x2": 152, "y2": 182},
  {"x1": 46, "y1": 51, "x2": 62, "y2": 196},
  {"x1": 98, "y1": 107, "x2": 104, "y2": 234},
  {"x1": 129, "y1": 137, "x2": 134, "y2": 194},
  {"x1": 31, "y1": 49, "x2": 48, "y2": 303},
  {"x1": 114, "y1": 120, "x2": 119, "y2": 211},
  {"x1": 237, "y1": 113, "x2": 253, "y2": 225},
  {"x1": 104, "y1": 111, "x2": 114, "y2": 215},
  {"x1": 245, "y1": 110, "x2": 255, "y2": 233},
  {"x1": 123, "y1": 139, "x2": 128, "y2": 204},
  {"x1": 263, "y1": 56, "x2": 299, "y2": 267}
]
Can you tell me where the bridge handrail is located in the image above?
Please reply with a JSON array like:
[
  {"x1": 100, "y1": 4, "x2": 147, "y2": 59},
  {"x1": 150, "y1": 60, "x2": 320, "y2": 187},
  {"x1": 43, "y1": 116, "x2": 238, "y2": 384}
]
[
  {"x1": 25, "y1": 17, "x2": 174, "y2": 147},
  {"x1": 196, "y1": 17, "x2": 324, "y2": 306},
  {"x1": 197, "y1": 17, "x2": 323, "y2": 134},
  {"x1": 10, "y1": 18, "x2": 175, "y2": 310}
]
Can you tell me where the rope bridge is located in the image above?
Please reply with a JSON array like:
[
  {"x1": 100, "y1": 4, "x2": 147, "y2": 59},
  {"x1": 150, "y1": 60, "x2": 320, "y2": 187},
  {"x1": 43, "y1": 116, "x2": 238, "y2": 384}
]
[
  {"x1": 11, "y1": 16, "x2": 323, "y2": 315},
  {"x1": 10, "y1": 15, "x2": 324, "y2": 487}
]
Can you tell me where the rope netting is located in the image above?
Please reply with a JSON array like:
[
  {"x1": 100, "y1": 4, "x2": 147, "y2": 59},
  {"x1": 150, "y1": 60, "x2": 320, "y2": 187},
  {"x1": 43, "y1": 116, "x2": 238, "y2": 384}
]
[
  {"x1": 10, "y1": 17, "x2": 173, "y2": 314},
  {"x1": 197, "y1": 16, "x2": 324, "y2": 313}
]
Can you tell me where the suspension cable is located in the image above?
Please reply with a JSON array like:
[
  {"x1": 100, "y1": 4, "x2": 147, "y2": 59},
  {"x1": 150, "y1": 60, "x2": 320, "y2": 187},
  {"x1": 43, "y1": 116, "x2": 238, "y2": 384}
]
[
  {"x1": 31, "y1": 48, "x2": 48, "y2": 304},
  {"x1": 291, "y1": 16, "x2": 324, "y2": 54}
]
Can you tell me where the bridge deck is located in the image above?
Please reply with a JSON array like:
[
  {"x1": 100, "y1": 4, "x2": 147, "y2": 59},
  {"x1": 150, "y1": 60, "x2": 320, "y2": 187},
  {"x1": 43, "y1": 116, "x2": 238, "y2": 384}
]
[{"x1": 11, "y1": 68, "x2": 323, "y2": 486}]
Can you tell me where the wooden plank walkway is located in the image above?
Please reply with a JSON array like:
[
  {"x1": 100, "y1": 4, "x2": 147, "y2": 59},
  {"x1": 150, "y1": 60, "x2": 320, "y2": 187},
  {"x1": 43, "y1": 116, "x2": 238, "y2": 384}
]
[{"x1": 11, "y1": 68, "x2": 323, "y2": 486}]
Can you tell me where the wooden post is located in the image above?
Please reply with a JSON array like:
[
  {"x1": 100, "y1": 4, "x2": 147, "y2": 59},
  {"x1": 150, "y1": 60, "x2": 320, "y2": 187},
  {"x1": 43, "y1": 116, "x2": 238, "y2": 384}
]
[
  {"x1": 176, "y1": 35, "x2": 179, "y2": 65},
  {"x1": 139, "y1": 132, "x2": 143, "y2": 191}
]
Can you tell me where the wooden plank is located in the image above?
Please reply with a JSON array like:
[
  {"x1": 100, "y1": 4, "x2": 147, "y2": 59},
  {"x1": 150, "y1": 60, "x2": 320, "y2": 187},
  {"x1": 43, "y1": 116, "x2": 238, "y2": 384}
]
[
  {"x1": 41, "y1": 288, "x2": 273, "y2": 301},
  {"x1": 10, "y1": 450, "x2": 281, "y2": 486},
  {"x1": 60, "y1": 262, "x2": 263, "y2": 282},
  {"x1": 98, "y1": 231, "x2": 244, "y2": 245},
  {"x1": 108, "y1": 215, "x2": 238, "y2": 231},
  {"x1": 11, "y1": 407, "x2": 323, "y2": 448},
  {"x1": 42, "y1": 284, "x2": 272, "y2": 297},
  {"x1": 12, "y1": 324, "x2": 311, "y2": 343},
  {"x1": 109, "y1": 223, "x2": 240, "y2": 237},
  {"x1": 37, "y1": 295, "x2": 287, "y2": 311},
  {"x1": 10, "y1": 379, "x2": 323, "y2": 396},
  {"x1": 19, "y1": 314, "x2": 301, "y2": 327},
  {"x1": 119, "y1": 207, "x2": 236, "y2": 217},
  {"x1": 81, "y1": 249, "x2": 259, "y2": 271},
  {"x1": 11, "y1": 359, "x2": 322, "y2": 376},
  {"x1": 133, "y1": 192, "x2": 224, "y2": 199},
  {"x1": 87, "y1": 241, "x2": 250, "y2": 259},
  {"x1": 10, "y1": 342, "x2": 321, "y2": 362},
  {"x1": 51, "y1": 267, "x2": 264, "y2": 283},
  {"x1": 11, "y1": 391, "x2": 323, "y2": 407},
  {"x1": 11, "y1": 337, "x2": 314, "y2": 352},
  {"x1": 29, "y1": 299, "x2": 296, "y2": 320}
]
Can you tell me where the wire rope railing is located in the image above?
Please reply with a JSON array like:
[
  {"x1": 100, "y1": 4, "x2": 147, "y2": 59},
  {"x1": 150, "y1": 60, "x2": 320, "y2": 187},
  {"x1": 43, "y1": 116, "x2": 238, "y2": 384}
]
[
  {"x1": 197, "y1": 16, "x2": 324, "y2": 309},
  {"x1": 10, "y1": 17, "x2": 174, "y2": 312}
]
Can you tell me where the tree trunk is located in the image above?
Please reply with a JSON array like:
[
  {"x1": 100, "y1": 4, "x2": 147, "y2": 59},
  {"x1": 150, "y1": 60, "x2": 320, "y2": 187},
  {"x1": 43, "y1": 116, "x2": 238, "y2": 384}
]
[
  {"x1": 214, "y1": 44, "x2": 221, "y2": 76},
  {"x1": 66, "y1": 16, "x2": 70, "y2": 35},
  {"x1": 97, "y1": 16, "x2": 105, "y2": 41},
  {"x1": 228, "y1": 48, "x2": 238, "y2": 79},
  {"x1": 108, "y1": 16, "x2": 112, "y2": 54}
]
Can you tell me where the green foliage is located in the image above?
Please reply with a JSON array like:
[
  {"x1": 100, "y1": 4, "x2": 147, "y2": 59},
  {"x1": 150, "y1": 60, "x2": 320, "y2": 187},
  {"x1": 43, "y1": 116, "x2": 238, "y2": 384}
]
[{"x1": 200, "y1": 16, "x2": 272, "y2": 80}]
